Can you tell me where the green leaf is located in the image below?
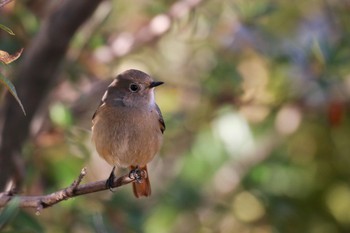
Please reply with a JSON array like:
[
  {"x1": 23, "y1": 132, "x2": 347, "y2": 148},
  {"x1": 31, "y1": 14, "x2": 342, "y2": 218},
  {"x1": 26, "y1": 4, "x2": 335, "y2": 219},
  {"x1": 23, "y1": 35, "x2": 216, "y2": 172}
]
[
  {"x1": 0, "y1": 73, "x2": 26, "y2": 115},
  {"x1": 0, "y1": 24, "x2": 15, "y2": 35},
  {"x1": 49, "y1": 102, "x2": 73, "y2": 128},
  {"x1": 11, "y1": 210, "x2": 44, "y2": 233},
  {"x1": 0, "y1": 197, "x2": 20, "y2": 230}
]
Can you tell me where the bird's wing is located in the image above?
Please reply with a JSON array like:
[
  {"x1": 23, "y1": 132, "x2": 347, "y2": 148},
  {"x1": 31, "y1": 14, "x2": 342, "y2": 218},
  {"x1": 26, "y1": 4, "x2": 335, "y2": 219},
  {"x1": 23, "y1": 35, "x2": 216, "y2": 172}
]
[
  {"x1": 92, "y1": 101, "x2": 104, "y2": 122},
  {"x1": 155, "y1": 104, "x2": 165, "y2": 134}
]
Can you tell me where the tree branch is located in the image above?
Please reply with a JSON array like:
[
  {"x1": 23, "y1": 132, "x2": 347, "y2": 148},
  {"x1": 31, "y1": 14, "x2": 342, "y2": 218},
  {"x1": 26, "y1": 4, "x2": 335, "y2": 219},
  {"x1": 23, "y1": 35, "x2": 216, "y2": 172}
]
[{"x1": 0, "y1": 167, "x2": 135, "y2": 212}]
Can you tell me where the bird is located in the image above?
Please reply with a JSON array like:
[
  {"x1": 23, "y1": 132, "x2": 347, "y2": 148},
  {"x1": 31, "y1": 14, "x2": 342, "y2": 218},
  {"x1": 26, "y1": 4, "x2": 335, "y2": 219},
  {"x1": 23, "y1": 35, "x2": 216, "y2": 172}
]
[{"x1": 91, "y1": 69, "x2": 165, "y2": 198}]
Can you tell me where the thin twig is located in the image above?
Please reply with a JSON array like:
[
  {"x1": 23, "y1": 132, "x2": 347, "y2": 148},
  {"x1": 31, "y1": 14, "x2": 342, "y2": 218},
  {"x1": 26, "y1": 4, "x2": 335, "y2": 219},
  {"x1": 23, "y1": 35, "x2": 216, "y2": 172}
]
[{"x1": 0, "y1": 167, "x2": 136, "y2": 212}]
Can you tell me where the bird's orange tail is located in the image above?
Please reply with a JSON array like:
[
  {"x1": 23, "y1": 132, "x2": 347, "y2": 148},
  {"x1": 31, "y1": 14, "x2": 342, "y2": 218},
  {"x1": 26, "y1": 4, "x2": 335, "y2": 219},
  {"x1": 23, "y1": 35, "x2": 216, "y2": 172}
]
[{"x1": 131, "y1": 165, "x2": 151, "y2": 198}]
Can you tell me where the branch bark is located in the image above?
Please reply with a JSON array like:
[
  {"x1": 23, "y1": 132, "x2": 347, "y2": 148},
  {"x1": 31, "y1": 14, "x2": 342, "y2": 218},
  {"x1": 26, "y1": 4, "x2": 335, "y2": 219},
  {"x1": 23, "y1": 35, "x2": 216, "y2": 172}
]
[
  {"x1": 0, "y1": 168, "x2": 135, "y2": 212},
  {"x1": 0, "y1": 0, "x2": 105, "y2": 189}
]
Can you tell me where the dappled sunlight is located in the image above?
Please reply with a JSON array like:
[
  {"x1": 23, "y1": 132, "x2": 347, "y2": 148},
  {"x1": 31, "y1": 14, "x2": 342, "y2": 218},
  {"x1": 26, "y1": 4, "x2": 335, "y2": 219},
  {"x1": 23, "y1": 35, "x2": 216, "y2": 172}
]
[
  {"x1": 326, "y1": 183, "x2": 350, "y2": 225},
  {"x1": 212, "y1": 110, "x2": 255, "y2": 156},
  {"x1": 275, "y1": 104, "x2": 302, "y2": 135},
  {"x1": 232, "y1": 191, "x2": 265, "y2": 223},
  {"x1": 213, "y1": 165, "x2": 240, "y2": 195}
]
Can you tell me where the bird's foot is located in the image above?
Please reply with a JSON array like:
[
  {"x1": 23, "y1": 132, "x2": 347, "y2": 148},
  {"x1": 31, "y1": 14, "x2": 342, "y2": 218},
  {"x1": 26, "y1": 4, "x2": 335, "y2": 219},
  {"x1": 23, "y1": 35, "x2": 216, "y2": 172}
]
[
  {"x1": 105, "y1": 166, "x2": 116, "y2": 192},
  {"x1": 129, "y1": 166, "x2": 147, "y2": 183}
]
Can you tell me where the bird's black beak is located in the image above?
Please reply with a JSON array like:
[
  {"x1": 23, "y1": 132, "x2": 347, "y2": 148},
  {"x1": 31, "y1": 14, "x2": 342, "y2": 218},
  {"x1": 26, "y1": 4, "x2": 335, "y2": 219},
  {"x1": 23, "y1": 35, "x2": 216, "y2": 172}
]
[{"x1": 149, "y1": 81, "x2": 164, "y2": 88}]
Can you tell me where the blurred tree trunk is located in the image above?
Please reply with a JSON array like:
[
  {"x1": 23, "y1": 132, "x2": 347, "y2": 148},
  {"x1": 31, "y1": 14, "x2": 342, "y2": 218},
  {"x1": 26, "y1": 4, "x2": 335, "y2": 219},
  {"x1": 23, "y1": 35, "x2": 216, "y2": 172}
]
[{"x1": 0, "y1": 0, "x2": 105, "y2": 190}]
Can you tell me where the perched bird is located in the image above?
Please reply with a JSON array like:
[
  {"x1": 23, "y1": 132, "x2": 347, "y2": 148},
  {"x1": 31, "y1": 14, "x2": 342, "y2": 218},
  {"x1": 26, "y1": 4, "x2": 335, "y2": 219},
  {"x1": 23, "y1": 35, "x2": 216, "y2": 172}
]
[{"x1": 92, "y1": 69, "x2": 165, "y2": 198}]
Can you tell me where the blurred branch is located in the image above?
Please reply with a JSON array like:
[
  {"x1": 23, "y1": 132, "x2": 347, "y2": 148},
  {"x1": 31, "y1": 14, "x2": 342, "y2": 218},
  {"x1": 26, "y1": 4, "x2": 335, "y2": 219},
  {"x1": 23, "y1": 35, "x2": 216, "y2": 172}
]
[
  {"x1": 0, "y1": 0, "x2": 13, "y2": 8},
  {"x1": 101, "y1": 0, "x2": 204, "y2": 59},
  {"x1": 0, "y1": 0, "x2": 104, "y2": 190},
  {"x1": 0, "y1": 168, "x2": 135, "y2": 212}
]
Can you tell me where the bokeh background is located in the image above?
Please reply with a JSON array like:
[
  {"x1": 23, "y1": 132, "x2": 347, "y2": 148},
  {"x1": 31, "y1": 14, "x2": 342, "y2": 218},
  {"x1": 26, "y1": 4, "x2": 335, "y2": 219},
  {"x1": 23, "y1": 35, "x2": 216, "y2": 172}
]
[{"x1": 1, "y1": 0, "x2": 350, "y2": 232}]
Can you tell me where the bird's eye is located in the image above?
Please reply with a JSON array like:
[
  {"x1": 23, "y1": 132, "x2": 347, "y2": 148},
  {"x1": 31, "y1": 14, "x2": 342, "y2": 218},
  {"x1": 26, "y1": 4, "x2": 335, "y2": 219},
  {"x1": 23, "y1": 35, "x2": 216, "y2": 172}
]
[{"x1": 129, "y1": 83, "x2": 140, "y2": 92}]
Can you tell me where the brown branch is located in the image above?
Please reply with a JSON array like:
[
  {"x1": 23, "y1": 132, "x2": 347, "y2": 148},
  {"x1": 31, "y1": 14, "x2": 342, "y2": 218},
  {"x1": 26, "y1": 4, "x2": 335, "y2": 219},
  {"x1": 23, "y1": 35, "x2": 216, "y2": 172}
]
[{"x1": 0, "y1": 167, "x2": 135, "y2": 212}]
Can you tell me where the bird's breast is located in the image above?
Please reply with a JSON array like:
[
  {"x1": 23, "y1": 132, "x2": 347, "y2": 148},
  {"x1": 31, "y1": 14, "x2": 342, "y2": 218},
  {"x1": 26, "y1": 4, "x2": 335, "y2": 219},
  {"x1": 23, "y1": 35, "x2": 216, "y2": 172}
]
[{"x1": 92, "y1": 105, "x2": 163, "y2": 167}]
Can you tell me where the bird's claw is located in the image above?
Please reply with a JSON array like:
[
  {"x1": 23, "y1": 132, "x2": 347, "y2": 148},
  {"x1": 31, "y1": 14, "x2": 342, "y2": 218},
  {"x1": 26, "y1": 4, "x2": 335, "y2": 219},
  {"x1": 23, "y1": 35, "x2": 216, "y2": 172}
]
[
  {"x1": 129, "y1": 166, "x2": 147, "y2": 183},
  {"x1": 105, "y1": 166, "x2": 116, "y2": 192}
]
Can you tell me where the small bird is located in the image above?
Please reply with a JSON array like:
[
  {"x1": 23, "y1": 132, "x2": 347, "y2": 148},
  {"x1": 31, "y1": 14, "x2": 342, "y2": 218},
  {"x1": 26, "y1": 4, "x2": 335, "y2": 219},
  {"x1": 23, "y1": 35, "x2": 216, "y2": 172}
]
[{"x1": 91, "y1": 69, "x2": 165, "y2": 198}]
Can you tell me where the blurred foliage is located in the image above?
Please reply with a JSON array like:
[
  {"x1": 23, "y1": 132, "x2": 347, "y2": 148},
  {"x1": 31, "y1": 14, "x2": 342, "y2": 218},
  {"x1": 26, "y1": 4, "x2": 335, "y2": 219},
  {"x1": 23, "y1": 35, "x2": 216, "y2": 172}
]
[
  {"x1": 0, "y1": 20, "x2": 24, "y2": 114},
  {"x1": 1, "y1": 0, "x2": 350, "y2": 232},
  {"x1": 0, "y1": 0, "x2": 24, "y2": 115}
]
